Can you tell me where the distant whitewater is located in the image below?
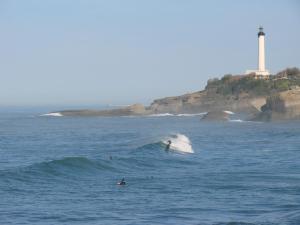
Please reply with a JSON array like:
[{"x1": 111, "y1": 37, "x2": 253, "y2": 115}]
[
  {"x1": 223, "y1": 110, "x2": 235, "y2": 115},
  {"x1": 40, "y1": 112, "x2": 63, "y2": 117},
  {"x1": 229, "y1": 119, "x2": 244, "y2": 122},
  {"x1": 162, "y1": 134, "x2": 194, "y2": 154},
  {"x1": 229, "y1": 119, "x2": 261, "y2": 123},
  {"x1": 147, "y1": 113, "x2": 207, "y2": 117}
]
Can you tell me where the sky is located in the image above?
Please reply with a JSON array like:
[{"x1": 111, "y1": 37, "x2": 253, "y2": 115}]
[{"x1": 0, "y1": 0, "x2": 299, "y2": 107}]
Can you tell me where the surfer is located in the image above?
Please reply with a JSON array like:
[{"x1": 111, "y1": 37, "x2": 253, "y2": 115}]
[
  {"x1": 165, "y1": 140, "x2": 171, "y2": 151},
  {"x1": 117, "y1": 178, "x2": 126, "y2": 186}
]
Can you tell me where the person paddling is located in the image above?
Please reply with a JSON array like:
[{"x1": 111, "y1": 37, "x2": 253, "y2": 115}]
[{"x1": 117, "y1": 178, "x2": 126, "y2": 185}]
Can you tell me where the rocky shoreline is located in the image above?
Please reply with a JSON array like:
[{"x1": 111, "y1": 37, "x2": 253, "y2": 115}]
[{"x1": 50, "y1": 68, "x2": 300, "y2": 121}]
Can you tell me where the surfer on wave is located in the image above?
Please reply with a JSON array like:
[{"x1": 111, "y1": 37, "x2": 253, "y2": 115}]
[{"x1": 165, "y1": 140, "x2": 171, "y2": 151}]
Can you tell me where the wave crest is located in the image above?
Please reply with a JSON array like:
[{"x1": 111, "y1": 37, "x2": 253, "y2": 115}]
[
  {"x1": 0, "y1": 157, "x2": 115, "y2": 181},
  {"x1": 33, "y1": 156, "x2": 114, "y2": 173},
  {"x1": 162, "y1": 133, "x2": 194, "y2": 153}
]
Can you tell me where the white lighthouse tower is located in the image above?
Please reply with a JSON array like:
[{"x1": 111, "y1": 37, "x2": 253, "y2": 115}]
[{"x1": 246, "y1": 26, "x2": 270, "y2": 79}]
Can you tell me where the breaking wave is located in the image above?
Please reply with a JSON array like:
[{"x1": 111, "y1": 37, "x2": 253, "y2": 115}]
[
  {"x1": 162, "y1": 133, "x2": 194, "y2": 153},
  {"x1": 136, "y1": 134, "x2": 194, "y2": 154},
  {"x1": 1, "y1": 133, "x2": 195, "y2": 184}
]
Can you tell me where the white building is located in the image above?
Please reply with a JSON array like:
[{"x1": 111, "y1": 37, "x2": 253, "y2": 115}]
[{"x1": 246, "y1": 26, "x2": 270, "y2": 79}]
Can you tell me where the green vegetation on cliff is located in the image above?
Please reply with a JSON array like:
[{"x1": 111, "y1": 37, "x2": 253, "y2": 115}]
[{"x1": 206, "y1": 67, "x2": 300, "y2": 96}]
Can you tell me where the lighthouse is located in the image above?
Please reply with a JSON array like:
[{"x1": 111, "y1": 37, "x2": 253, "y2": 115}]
[
  {"x1": 246, "y1": 26, "x2": 270, "y2": 79},
  {"x1": 258, "y1": 26, "x2": 266, "y2": 72}
]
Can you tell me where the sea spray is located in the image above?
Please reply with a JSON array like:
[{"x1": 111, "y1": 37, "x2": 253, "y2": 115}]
[{"x1": 163, "y1": 134, "x2": 194, "y2": 153}]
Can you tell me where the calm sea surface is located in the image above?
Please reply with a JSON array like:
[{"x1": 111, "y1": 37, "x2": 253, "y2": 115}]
[{"x1": 0, "y1": 110, "x2": 300, "y2": 225}]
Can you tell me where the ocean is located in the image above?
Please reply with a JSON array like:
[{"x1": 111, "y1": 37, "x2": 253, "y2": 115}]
[{"x1": 0, "y1": 110, "x2": 300, "y2": 225}]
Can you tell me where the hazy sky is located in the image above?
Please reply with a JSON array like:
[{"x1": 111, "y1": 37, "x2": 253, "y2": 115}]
[{"x1": 1, "y1": 0, "x2": 299, "y2": 106}]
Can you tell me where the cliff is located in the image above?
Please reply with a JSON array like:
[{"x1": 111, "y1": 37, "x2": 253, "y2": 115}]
[
  {"x1": 148, "y1": 90, "x2": 265, "y2": 114},
  {"x1": 252, "y1": 87, "x2": 300, "y2": 121},
  {"x1": 148, "y1": 67, "x2": 300, "y2": 119}
]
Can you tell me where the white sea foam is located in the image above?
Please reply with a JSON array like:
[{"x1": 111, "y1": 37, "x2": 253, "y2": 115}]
[
  {"x1": 163, "y1": 133, "x2": 194, "y2": 154},
  {"x1": 147, "y1": 113, "x2": 174, "y2": 117},
  {"x1": 229, "y1": 119, "x2": 261, "y2": 123},
  {"x1": 40, "y1": 112, "x2": 63, "y2": 117},
  {"x1": 229, "y1": 119, "x2": 244, "y2": 122},
  {"x1": 176, "y1": 113, "x2": 207, "y2": 117},
  {"x1": 147, "y1": 112, "x2": 206, "y2": 117},
  {"x1": 223, "y1": 110, "x2": 235, "y2": 115}
]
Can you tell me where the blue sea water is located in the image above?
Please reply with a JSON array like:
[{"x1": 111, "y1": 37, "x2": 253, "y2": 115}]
[{"x1": 0, "y1": 110, "x2": 300, "y2": 225}]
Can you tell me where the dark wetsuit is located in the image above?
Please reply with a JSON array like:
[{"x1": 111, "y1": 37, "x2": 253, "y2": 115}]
[
  {"x1": 118, "y1": 178, "x2": 126, "y2": 185},
  {"x1": 165, "y1": 140, "x2": 171, "y2": 151}
]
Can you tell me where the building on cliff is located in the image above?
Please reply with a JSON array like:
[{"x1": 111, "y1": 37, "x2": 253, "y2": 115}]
[{"x1": 245, "y1": 26, "x2": 270, "y2": 79}]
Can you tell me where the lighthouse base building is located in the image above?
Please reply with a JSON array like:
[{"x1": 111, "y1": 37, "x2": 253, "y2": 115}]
[
  {"x1": 246, "y1": 70, "x2": 270, "y2": 80},
  {"x1": 246, "y1": 26, "x2": 270, "y2": 79}
]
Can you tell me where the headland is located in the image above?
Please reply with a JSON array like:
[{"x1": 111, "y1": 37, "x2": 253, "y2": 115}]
[{"x1": 49, "y1": 67, "x2": 300, "y2": 121}]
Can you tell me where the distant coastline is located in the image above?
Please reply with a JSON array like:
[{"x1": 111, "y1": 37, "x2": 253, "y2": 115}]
[{"x1": 48, "y1": 67, "x2": 300, "y2": 122}]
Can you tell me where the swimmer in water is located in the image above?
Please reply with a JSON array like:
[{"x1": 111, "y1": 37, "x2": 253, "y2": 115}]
[
  {"x1": 165, "y1": 140, "x2": 171, "y2": 151},
  {"x1": 117, "y1": 178, "x2": 126, "y2": 185}
]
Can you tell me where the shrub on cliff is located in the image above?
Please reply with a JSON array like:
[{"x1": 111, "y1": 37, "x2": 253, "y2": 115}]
[
  {"x1": 206, "y1": 67, "x2": 300, "y2": 97},
  {"x1": 276, "y1": 67, "x2": 300, "y2": 80},
  {"x1": 212, "y1": 75, "x2": 271, "y2": 96},
  {"x1": 273, "y1": 80, "x2": 290, "y2": 92},
  {"x1": 221, "y1": 74, "x2": 233, "y2": 83}
]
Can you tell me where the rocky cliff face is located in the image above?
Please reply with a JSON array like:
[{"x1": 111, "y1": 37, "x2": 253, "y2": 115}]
[
  {"x1": 253, "y1": 87, "x2": 300, "y2": 121},
  {"x1": 149, "y1": 90, "x2": 265, "y2": 115}
]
